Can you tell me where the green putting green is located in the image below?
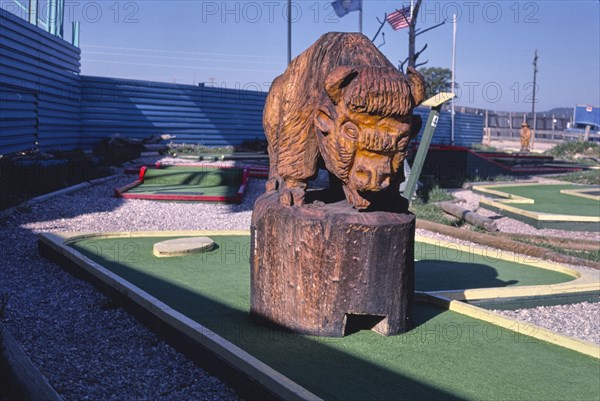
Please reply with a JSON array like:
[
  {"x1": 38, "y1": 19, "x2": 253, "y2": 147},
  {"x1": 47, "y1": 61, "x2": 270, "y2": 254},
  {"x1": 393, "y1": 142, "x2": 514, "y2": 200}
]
[
  {"x1": 69, "y1": 236, "x2": 597, "y2": 401},
  {"x1": 124, "y1": 167, "x2": 245, "y2": 198},
  {"x1": 414, "y1": 241, "x2": 571, "y2": 291},
  {"x1": 487, "y1": 184, "x2": 599, "y2": 216}
]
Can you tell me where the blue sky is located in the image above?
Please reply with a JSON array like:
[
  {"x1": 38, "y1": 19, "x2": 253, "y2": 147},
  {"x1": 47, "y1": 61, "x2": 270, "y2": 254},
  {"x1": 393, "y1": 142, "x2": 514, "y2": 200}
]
[{"x1": 4, "y1": 1, "x2": 600, "y2": 112}]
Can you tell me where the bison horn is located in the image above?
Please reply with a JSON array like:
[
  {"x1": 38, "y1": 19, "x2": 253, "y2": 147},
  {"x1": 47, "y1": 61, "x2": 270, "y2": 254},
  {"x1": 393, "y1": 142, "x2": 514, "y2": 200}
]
[
  {"x1": 406, "y1": 66, "x2": 426, "y2": 106},
  {"x1": 324, "y1": 66, "x2": 359, "y2": 104}
]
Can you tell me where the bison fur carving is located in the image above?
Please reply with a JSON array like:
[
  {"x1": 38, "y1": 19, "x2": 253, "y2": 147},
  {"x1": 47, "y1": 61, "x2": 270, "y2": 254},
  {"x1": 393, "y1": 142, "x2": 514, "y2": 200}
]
[{"x1": 263, "y1": 32, "x2": 426, "y2": 210}]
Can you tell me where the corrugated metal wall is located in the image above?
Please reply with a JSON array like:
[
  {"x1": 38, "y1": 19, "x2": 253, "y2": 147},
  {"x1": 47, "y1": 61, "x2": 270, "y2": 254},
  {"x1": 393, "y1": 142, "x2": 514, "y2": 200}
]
[
  {"x1": 80, "y1": 76, "x2": 267, "y2": 147},
  {"x1": 0, "y1": 89, "x2": 37, "y2": 154},
  {"x1": 414, "y1": 107, "x2": 484, "y2": 147},
  {"x1": 0, "y1": 8, "x2": 81, "y2": 154},
  {"x1": 78, "y1": 77, "x2": 483, "y2": 148},
  {"x1": 1, "y1": 6, "x2": 483, "y2": 153}
]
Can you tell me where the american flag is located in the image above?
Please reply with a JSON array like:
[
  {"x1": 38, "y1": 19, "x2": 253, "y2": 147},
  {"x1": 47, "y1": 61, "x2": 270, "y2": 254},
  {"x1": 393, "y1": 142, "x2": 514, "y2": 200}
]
[{"x1": 386, "y1": 6, "x2": 411, "y2": 30}]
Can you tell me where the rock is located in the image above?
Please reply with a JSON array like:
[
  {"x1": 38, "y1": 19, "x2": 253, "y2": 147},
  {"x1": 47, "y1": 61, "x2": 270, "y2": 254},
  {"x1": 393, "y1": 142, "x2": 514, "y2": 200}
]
[{"x1": 153, "y1": 237, "x2": 215, "y2": 258}]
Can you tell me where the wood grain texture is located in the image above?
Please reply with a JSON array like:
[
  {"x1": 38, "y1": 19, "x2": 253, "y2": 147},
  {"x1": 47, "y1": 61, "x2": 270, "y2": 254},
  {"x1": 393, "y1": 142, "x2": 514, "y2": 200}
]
[
  {"x1": 263, "y1": 32, "x2": 425, "y2": 210},
  {"x1": 250, "y1": 192, "x2": 415, "y2": 337}
]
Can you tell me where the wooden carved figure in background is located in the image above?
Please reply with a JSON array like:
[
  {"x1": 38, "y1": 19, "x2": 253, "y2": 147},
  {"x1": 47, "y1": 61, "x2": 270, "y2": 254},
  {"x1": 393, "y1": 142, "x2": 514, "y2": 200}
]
[
  {"x1": 520, "y1": 122, "x2": 531, "y2": 152},
  {"x1": 263, "y1": 32, "x2": 426, "y2": 210}
]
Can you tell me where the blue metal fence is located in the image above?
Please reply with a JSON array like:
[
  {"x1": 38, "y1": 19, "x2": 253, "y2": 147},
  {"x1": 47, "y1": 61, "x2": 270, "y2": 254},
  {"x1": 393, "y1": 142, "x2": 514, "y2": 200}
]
[
  {"x1": 0, "y1": 89, "x2": 37, "y2": 154},
  {"x1": 414, "y1": 108, "x2": 484, "y2": 147},
  {"x1": 80, "y1": 76, "x2": 267, "y2": 147},
  {"x1": 0, "y1": 8, "x2": 81, "y2": 154},
  {"x1": 1, "y1": 6, "x2": 484, "y2": 155}
]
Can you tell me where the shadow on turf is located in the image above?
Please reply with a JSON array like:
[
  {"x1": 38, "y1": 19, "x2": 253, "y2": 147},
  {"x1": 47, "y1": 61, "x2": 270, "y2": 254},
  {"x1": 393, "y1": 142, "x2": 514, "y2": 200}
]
[
  {"x1": 415, "y1": 261, "x2": 518, "y2": 292},
  {"x1": 58, "y1": 247, "x2": 465, "y2": 401}
]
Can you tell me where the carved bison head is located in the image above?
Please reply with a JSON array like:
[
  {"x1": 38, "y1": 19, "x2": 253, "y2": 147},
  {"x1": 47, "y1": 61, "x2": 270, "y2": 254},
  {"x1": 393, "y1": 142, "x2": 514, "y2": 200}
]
[{"x1": 314, "y1": 65, "x2": 426, "y2": 209}]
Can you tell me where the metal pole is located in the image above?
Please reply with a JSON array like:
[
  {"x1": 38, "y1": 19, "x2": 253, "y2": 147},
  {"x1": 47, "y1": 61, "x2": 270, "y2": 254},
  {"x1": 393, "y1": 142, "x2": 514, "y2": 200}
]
[
  {"x1": 402, "y1": 93, "x2": 455, "y2": 203},
  {"x1": 28, "y1": 0, "x2": 38, "y2": 25},
  {"x1": 57, "y1": 0, "x2": 64, "y2": 38},
  {"x1": 72, "y1": 21, "x2": 80, "y2": 47},
  {"x1": 531, "y1": 50, "x2": 538, "y2": 149},
  {"x1": 287, "y1": 0, "x2": 292, "y2": 64},
  {"x1": 403, "y1": 106, "x2": 442, "y2": 202},
  {"x1": 484, "y1": 109, "x2": 489, "y2": 145},
  {"x1": 48, "y1": 0, "x2": 57, "y2": 35},
  {"x1": 359, "y1": 8, "x2": 363, "y2": 33},
  {"x1": 451, "y1": 14, "x2": 457, "y2": 145}
]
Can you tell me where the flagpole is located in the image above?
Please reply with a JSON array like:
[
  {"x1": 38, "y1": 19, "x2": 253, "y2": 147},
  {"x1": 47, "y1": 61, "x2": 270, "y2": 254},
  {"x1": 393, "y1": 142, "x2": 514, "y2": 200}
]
[
  {"x1": 359, "y1": 7, "x2": 363, "y2": 33},
  {"x1": 287, "y1": 0, "x2": 292, "y2": 64},
  {"x1": 451, "y1": 13, "x2": 457, "y2": 145}
]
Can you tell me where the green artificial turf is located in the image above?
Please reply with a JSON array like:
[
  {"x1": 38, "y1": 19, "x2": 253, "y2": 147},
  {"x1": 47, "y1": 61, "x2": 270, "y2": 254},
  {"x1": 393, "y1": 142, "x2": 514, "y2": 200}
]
[
  {"x1": 69, "y1": 235, "x2": 597, "y2": 401},
  {"x1": 126, "y1": 167, "x2": 243, "y2": 196},
  {"x1": 489, "y1": 184, "x2": 600, "y2": 216},
  {"x1": 414, "y1": 241, "x2": 572, "y2": 291}
]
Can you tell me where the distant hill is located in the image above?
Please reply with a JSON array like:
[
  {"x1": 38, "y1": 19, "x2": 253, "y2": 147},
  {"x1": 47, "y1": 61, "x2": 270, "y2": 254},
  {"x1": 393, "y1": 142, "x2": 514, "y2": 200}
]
[{"x1": 539, "y1": 107, "x2": 572, "y2": 117}]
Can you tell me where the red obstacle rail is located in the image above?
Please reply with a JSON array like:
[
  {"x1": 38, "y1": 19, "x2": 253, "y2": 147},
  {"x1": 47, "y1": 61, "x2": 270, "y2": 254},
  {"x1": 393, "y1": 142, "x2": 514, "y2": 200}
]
[
  {"x1": 425, "y1": 145, "x2": 582, "y2": 175},
  {"x1": 114, "y1": 166, "x2": 251, "y2": 203},
  {"x1": 124, "y1": 163, "x2": 269, "y2": 178}
]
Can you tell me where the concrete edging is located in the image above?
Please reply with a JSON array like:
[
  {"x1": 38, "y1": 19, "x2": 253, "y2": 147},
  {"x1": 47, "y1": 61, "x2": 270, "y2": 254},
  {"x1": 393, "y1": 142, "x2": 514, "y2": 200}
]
[
  {"x1": 416, "y1": 234, "x2": 600, "y2": 301},
  {"x1": 39, "y1": 230, "x2": 600, "y2": 374},
  {"x1": 421, "y1": 293, "x2": 600, "y2": 359},
  {"x1": 472, "y1": 183, "x2": 600, "y2": 230},
  {"x1": 38, "y1": 230, "x2": 322, "y2": 401},
  {"x1": 560, "y1": 188, "x2": 600, "y2": 201}
]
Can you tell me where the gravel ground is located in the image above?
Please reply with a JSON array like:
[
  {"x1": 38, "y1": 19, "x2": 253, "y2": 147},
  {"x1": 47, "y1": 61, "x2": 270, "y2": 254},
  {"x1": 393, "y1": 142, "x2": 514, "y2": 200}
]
[
  {"x1": 1, "y1": 160, "x2": 598, "y2": 400},
  {"x1": 1, "y1": 163, "x2": 256, "y2": 401},
  {"x1": 452, "y1": 178, "x2": 600, "y2": 242},
  {"x1": 493, "y1": 302, "x2": 600, "y2": 345}
]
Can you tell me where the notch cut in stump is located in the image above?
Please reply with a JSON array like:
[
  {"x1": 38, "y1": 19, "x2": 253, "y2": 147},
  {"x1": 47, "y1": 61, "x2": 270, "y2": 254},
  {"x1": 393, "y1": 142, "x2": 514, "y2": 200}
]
[{"x1": 250, "y1": 192, "x2": 415, "y2": 337}]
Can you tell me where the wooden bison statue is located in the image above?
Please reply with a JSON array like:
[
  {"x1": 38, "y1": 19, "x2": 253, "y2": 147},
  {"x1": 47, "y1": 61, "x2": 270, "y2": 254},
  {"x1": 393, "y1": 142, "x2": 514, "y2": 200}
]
[{"x1": 263, "y1": 32, "x2": 426, "y2": 210}]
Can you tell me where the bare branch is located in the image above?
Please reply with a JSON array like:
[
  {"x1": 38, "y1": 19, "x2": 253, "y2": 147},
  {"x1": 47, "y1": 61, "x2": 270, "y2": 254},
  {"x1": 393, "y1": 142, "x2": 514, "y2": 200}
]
[
  {"x1": 377, "y1": 32, "x2": 386, "y2": 49},
  {"x1": 416, "y1": 21, "x2": 446, "y2": 36},
  {"x1": 415, "y1": 43, "x2": 428, "y2": 60},
  {"x1": 371, "y1": 13, "x2": 387, "y2": 43},
  {"x1": 415, "y1": 60, "x2": 428, "y2": 68},
  {"x1": 398, "y1": 57, "x2": 409, "y2": 74}
]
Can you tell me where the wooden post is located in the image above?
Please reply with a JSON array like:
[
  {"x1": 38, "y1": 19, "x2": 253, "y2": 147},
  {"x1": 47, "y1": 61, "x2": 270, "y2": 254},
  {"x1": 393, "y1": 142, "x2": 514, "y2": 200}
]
[
  {"x1": 584, "y1": 125, "x2": 591, "y2": 141},
  {"x1": 484, "y1": 109, "x2": 490, "y2": 146},
  {"x1": 402, "y1": 92, "x2": 455, "y2": 203},
  {"x1": 250, "y1": 192, "x2": 415, "y2": 337}
]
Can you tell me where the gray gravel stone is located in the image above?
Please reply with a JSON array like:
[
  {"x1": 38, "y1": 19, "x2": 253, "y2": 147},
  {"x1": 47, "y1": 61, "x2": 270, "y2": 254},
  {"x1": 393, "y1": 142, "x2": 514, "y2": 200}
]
[
  {"x1": 493, "y1": 302, "x2": 600, "y2": 344},
  {"x1": 1, "y1": 165, "x2": 254, "y2": 401},
  {"x1": 1, "y1": 160, "x2": 597, "y2": 400}
]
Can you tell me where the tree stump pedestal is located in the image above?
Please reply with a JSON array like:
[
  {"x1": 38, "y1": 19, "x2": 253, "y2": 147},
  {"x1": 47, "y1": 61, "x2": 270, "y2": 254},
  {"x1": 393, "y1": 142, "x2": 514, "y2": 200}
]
[{"x1": 250, "y1": 192, "x2": 415, "y2": 337}]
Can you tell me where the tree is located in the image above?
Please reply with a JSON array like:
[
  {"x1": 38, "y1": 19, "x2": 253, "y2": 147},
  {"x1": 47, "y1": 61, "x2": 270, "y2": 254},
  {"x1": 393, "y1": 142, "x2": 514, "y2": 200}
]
[
  {"x1": 399, "y1": 0, "x2": 445, "y2": 72},
  {"x1": 418, "y1": 67, "x2": 452, "y2": 99},
  {"x1": 372, "y1": 0, "x2": 445, "y2": 72}
]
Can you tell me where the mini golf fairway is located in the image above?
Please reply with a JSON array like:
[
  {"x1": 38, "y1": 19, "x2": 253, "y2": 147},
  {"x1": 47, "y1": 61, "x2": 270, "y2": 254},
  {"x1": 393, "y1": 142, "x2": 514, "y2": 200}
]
[
  {"x1": 115, "y1": 166, "x2": 249, "y2": 202},
  {"x1": 39, "y1": 232, "x2": 600, "y2": 401},
  {"x1": 473, "y1": 183, "x2": 600, "y2": 231}
]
